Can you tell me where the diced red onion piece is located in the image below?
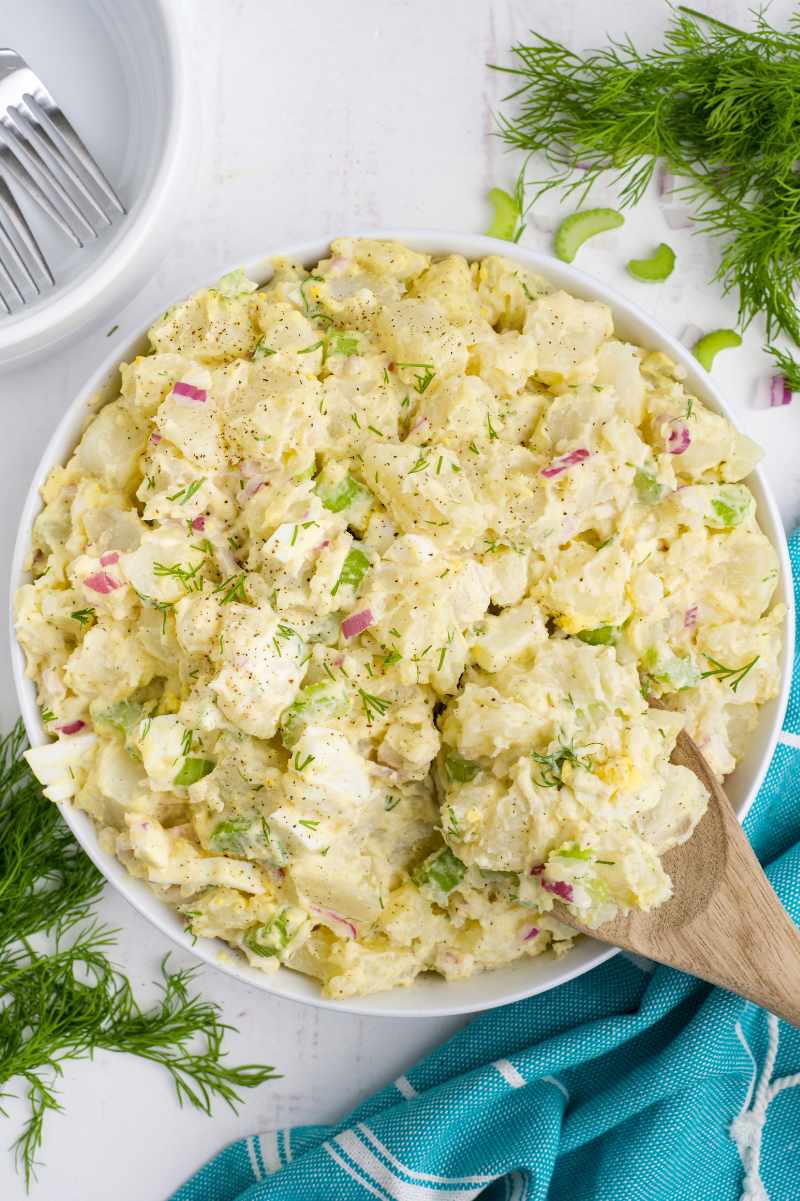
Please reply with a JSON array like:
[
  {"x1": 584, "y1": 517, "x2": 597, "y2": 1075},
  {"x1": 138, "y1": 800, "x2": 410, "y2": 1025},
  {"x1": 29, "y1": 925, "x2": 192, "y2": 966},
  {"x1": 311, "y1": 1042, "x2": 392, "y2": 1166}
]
[
  {"x1": 522, "y1": 925, "x2": 540, "y2": 942},
  {"x1": 57, "y1": 720, "x2": 87, "y2": 736},
  {"x1": 100, "y1": 552, "x2": 119, "y2": 566},
  {"x1": 311, "y1": 904, "x2": 357, "y2": 940},
  {"x1": 191, "y1": 516, "x2": 206, "y2": 531},
  {"x1": 85, "y1": 571, "x2": 120, "y2": 594},
  {"x1": 658, "y1": 164, "x2": 677, "y2": 198},
  {"x1": 172, "y1": 381, "x2": 207, "y2": 404},
  {"x1": 341, "y1": 608, "x2": 374, "y2": 639},
  {"x1": 666, "y1": 420, "x2": 691, "y2": 454},
  {"x1": 316, "y1": 539, "x2": 332, "y2": 552},
  {"x1": 541, "y1": 878, "x2": 574, "y2": 902},
  {"x1": 541, "y1": 448, "x2": 590, "y2": 478},
  {"x1": 769, "y1": 376, "x2": 793, "y2": 407},
  {"x1": 409, "y1": 415, "x2": 429, "y2": 434},
  {"x1": 149, "y1": 432, "x2": 162, "y2": 444},
  {"x1": 684, "y1": 605, "x2": 698, "y2": 629},
  {"x1": 529, "y1": 863, "x2": 545, "y2": 876}
]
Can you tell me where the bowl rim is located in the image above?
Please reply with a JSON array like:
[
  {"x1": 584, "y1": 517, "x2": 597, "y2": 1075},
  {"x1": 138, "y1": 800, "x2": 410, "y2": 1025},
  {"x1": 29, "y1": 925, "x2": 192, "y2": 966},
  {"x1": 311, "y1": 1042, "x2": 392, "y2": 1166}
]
[
  {"x1": 10, "y1": 228, "x2": 795, "y2": 1018},
  {"x1": 0, "y1": 0, "x2": 188, "y2": 357}
]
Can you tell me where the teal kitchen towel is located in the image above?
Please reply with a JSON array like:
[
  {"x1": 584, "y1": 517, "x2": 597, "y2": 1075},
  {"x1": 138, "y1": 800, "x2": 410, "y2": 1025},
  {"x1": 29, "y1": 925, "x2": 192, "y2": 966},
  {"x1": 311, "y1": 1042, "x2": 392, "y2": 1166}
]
[{"x1": 170, "y1": 534, "x2": 800, "y2": 1201}]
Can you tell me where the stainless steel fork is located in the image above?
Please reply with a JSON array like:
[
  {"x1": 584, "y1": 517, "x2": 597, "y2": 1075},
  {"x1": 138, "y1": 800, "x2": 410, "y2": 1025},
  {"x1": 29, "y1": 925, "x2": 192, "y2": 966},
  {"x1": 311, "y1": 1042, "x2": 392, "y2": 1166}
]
[{"x1": 0, "y1": 48, "x2": 125, "y2": 312}]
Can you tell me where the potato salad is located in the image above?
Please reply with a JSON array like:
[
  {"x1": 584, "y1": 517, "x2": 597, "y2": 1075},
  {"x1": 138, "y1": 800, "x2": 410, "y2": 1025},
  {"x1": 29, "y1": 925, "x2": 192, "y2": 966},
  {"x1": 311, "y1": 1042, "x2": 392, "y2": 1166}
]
[{"x1": 16, "y1": 239, "x2": 783, "y2": 999}]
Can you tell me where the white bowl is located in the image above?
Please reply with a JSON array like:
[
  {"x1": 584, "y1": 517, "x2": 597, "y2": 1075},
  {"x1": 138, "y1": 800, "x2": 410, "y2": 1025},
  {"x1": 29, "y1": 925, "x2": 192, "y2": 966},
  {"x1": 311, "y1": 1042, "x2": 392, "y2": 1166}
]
[
  {"x1": 0, "y1": 0, "x2": 187, "y2": 369},
  {"x1": 10, "y1": 230, "x2": 794, "y2": 1017}
]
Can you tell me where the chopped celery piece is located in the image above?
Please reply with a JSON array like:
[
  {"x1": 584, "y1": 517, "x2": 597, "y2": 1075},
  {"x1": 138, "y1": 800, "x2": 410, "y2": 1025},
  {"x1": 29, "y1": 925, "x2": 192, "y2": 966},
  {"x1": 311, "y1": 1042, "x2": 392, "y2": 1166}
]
[
  {"x1": 634, "y1": 467, "x2": 665, "y2": 505},
  {"x1": 576, "y1": 625, "x2": 620, "y2": 646},
  {"x1": 486, "y1": 187, "x2": 522, "y2": 242},
  {"x1": 96, "y1": 700, "x2": 143, "y2": 736},
  {"x1": 209, "y1": 818, "x2": 251, "y2": 855},
  {"x1": 279, "y1": 682, "x2": 346, "y2": 749},
  {"x1": 444, "y1": 751, "x2": 481, "y2": 783},
  {"x1": 693, "y1": 329, "x2": 742, "y2": 371},
  {"x1": 705, "y1": 484, "x2": 753, "y2": 529},
  {"x1": 554, "y1": 208, "x2": 624, "y2": 263},
  {"x1": 243, "y1": 910, "x2": 292, "y2": 958},
  {"x1": 553, "y1": 844, "x2": 593, "y2": 861},
  {"x1": 173, "y1": 757, "x2": 215, "y2": 787},
  {"x1": 643, "y1": 647, "x2": 700, "y2": 691},
  {"x1": 331, "y1": 547, "x2": 370, "y2": 596},
  {"x1": 216, "y1": 268, "x2": 257, "y2": 298},
  {"x1": 480, "y1": 868, "x2": 520, "y2": 886},
  {"x1": 327, "y1": 331, "x2": 359, "y2": 356},
  {"x1": 411, "y1": 846, "x2": 466, "y2": 894},
  {"x1": 627, "y1": 243, "x2": 675, "y2": 282},
  {"x1": 316, "y1": 473, "x2": 366, "y2": 513}
]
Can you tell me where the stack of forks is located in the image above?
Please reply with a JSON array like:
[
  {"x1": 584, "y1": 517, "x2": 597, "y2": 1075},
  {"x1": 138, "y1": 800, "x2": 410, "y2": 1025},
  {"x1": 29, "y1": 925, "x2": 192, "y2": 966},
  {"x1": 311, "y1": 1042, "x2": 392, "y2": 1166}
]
[{"x1": 0, "y1": 47, "x2": 125, "y2": 314}]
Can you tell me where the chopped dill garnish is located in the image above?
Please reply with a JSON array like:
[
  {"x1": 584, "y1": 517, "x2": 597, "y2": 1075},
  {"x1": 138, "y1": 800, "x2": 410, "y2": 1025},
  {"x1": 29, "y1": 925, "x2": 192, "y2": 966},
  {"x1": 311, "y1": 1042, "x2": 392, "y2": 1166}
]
[
  {"x1": 214, "y1": 573, "x2": 248, "y2": 605},
  {"x1": 395, "y1": 362, "x2": 436, "y2": 393},
  {"x1": 166, "y1": 478, "x2": 205, "y2": 505},
  {"x1": 701, "y1": 653, "x2": 759, "y2": 692},
  {"x1": 358, "y1": 689, "x2": 391, "y2": 724},
  {"x1": 70, "y1": 608, "x2": 95, "y2": 626},
  {"x1": 531, "y1": 740, "x2": 595, "y2": 789}
]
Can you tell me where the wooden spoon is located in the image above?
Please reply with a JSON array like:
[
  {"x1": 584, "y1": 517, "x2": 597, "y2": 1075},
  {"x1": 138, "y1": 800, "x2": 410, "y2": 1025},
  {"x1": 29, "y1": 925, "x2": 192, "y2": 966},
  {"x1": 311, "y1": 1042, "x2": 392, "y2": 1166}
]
[{"x1": 554, "y1": 725, "x2": 800, "y2": 1025}]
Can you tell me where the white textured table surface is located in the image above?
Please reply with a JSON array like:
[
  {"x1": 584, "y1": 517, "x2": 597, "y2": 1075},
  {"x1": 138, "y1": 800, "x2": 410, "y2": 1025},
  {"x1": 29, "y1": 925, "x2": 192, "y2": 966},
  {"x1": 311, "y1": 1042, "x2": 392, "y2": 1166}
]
[{"x1": 2, "y1": 2, "x2": 799, "y2": 1198}]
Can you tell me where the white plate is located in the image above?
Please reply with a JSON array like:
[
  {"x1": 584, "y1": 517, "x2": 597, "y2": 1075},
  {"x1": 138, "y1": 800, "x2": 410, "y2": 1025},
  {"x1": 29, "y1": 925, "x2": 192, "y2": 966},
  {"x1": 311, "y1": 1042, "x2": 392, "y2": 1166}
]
[
  {"x1": 0, "y1": 0, "x2": 187, "y2": 368},
  {"x1": 10, "y1": 230, "x2": 794, "y2": 1017}
]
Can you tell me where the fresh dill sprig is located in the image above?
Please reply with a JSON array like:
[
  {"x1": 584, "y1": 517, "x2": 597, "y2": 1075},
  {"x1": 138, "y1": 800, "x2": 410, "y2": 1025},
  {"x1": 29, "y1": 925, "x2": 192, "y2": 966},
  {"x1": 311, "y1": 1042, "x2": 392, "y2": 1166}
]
[
  {"x1": 531, "y1": 739, "x2": 595, "y2": 789},
  {"x1": 0, "y1": 722, "x2": 278, "y2": 1187},
  {"x1": 701, "y1": 653, "x2": 759, "y2": 692},
  {"x1": 496, "y1": 6, "x2": 800, "y2": 344}
]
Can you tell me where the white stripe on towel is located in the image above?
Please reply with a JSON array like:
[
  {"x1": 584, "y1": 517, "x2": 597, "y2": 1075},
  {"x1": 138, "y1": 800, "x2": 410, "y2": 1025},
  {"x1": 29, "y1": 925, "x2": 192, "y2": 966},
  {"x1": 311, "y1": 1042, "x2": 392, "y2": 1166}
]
[
  {"x1": 357, "y1": 1123, "x2": 495, "y2": 1186},
  {"x1": 324, "y1": 1141, "x2": 391, "y2": 1200},
  {"x1": 778, "y1": 729, "x2": 800, "y2": 750},
  {"x1": 394, "y1": 1074, "x2": 418, "y2": 1099},
  {"x1": 335, "y1": 1130, "x2": 482, "y2": 1200},
  {"x1": 258, "y1": 1130, "x2": 281, "y2": 1174},
  {"x1": 494, "y1": 1058, "x2": 526, "y2": 1089},
  {"x1": 245, "y1": 1136, "x2": 262, "y2": 1182}
]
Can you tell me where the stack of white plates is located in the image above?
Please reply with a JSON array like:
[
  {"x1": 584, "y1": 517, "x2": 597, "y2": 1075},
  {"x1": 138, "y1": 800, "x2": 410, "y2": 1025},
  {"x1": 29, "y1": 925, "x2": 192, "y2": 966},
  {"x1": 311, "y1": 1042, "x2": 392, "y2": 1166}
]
[{"x1": 0, "y1": 0, "x2": 187, "y2": 368}]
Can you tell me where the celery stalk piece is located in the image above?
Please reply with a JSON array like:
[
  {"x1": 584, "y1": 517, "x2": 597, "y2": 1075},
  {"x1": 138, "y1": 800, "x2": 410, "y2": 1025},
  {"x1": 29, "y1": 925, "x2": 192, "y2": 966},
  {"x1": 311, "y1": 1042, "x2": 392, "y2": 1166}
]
[
  {"x1": 554, "y1": 208, "x2": 624, "y2": 263},
  {"x1": 486, "y1": 187, "x2": 522, "y2": 242},
  {"x1": 627, "y1": 243, "x2": 675, "y2": 282},
  {"x1": 693, "y1": 329, "x2": 742, "y2": 371}
]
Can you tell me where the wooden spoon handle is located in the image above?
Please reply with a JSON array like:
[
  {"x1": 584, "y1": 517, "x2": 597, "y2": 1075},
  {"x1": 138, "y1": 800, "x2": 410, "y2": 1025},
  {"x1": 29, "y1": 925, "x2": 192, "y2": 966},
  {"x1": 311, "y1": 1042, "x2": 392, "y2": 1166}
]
[{"x1": 560, "y1": 732, "x2": 800, "y2": 1025}]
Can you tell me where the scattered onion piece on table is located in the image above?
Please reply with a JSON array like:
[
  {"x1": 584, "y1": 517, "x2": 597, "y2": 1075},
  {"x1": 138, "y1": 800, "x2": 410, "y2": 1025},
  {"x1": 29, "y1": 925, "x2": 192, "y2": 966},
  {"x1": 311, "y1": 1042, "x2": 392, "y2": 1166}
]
[{"x1": 769, "y1": 376, "x2": 793, "y2": 407}]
